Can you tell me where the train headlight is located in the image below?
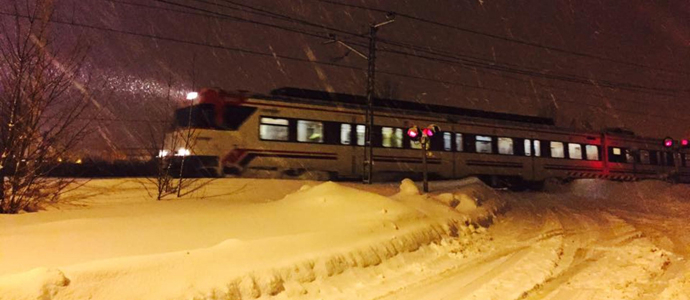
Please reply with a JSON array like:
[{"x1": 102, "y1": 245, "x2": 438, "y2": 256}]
[
  {"x1": 175, "y1": 148, "x2": 191, "y2": 156},
  {"x1": 157, "y1": 150, "x2": 170, "y2": 158},
  {"x1": 186, "y1": 92, "x2": 198, "y2": 100}
]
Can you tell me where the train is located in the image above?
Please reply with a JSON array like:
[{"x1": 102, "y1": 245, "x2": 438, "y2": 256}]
[{"x1": 161, "y1": 87, "x2": 690, "y2": 186}]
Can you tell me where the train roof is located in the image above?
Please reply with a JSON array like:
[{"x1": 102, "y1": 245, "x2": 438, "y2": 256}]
[{"x1": 266, "y1": 87, "x2": 555, "y2": 126}]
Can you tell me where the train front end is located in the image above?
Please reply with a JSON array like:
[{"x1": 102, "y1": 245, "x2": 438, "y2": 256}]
[{"x1": 159, "y1": 89, "x2": 253, "y2": 177}]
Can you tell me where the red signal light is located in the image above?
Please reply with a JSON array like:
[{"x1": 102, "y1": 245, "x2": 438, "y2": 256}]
[
  {"x1": 663, "y1": 137, "x2": 674, "y2": 148},
  {"x1": 682, "y1": 139, "x2": 689, "y2": 147},
  {"x1": 407, "y1": 127, "x2": 420, "y2": 141},
  {"x1": 422, "y1": 128, "x2": 433, "y2": 137}
]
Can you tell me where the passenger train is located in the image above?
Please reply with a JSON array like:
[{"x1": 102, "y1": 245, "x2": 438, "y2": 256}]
[{"x1": 161, "y1": 87, "x2": 690, "y2": 185}]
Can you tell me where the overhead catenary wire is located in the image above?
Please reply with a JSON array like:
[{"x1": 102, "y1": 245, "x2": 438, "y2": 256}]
[
  {"x1": 1, "y1": 9, "x2": 687, "y2": 123},
  {"x1": 314, "y1": 0, "x2": 690, "y2": 76},
  {"x1": 143, "y1": 0, "x2": 689, "y2": 100}
]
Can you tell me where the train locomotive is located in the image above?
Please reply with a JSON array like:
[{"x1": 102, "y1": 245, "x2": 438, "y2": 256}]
[{"x1": 161, "y1": 87, "x2": 690, "y2": 185}]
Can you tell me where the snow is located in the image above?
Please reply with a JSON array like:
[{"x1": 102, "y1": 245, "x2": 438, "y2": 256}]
[
  {"x1": 2, "y1": 177, "x2": 690, "y2": 299},
  {"x1": 0, "y1": 178, "x2": 501, "y2": 300}
]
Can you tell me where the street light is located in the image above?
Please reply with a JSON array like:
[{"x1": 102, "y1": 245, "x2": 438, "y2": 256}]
[{"x1": 407, "y1": 124, "x2": 440, "y2": 193}]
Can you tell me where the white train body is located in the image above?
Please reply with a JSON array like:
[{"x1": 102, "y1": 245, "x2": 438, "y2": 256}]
[{"x1": 163, "y1": 88, "x2": 690, "y2": 184}]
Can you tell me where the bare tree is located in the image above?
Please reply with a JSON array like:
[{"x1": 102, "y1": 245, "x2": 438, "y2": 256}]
[
  {"x1": 0, "y1": 0, "x2": 92, "y2": 213},
  {"x1": 138, "y1": 76, "x2": 182, "y2": 200}
]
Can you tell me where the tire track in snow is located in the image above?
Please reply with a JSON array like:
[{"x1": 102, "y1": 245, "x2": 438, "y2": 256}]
[
  {"x1": 368, "y1": 205, "x2": 566, "y2": 300},
  {"x1": 519, "y1": 205, "x2": 608, "y2": 300},
  {"x1": 518, "y1": 198, "x2": 672, "y2": 300}
]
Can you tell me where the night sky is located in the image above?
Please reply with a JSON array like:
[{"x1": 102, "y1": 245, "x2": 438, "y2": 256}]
[{"x1": 2, "y1": 0, "x2": 689, "y2": 157}]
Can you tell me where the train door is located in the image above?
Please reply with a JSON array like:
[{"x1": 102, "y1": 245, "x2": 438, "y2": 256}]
[{"x1": 340, "y1": 119, "x2": 366, "y2": 179}]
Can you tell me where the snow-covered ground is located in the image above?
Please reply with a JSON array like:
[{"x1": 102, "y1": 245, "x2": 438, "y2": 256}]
[{"x1": 1, "y1": 177, "x2": 689, "y2": 299}]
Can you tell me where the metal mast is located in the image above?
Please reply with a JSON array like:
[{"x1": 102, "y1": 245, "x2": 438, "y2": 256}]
[{"x1": 324, "y1": 14, "x2": 394, "y2": 184}]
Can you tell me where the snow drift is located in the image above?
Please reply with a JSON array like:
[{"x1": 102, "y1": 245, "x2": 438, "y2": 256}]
[{"x1": 0, "y1": 178, "x2": 503, "y2": 300}]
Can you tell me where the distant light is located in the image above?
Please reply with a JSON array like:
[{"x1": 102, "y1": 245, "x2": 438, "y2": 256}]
[
  {"x1": 157, "y1": 150, "x2": 169, "y2": 158},
  {"x1": 75, "y1": 158, "x2": 83, "y2": 164},
  {"x1": 186, "y1": 92, "x2": 199, "y2": 100},
  {"x1": 175, "y1": 148, "x2": 191, "y2": 156}
]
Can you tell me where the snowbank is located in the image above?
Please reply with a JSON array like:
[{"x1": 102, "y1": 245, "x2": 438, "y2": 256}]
[{"x1": 0, "y1": 177, "x2": 505, "y2": 300}]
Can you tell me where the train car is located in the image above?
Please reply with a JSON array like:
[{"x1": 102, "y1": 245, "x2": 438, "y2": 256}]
[{"x1": 161, "y1": 87, "x2": 690, "y2": 185}]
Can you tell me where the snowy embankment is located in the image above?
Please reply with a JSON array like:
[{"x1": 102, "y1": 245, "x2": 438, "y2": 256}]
[{"x1": 0, "y1": 178, "x2": 504, "y2": 300}]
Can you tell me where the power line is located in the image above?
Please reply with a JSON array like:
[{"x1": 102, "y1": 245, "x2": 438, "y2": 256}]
[
  {"x1": 376, "y1": 46, "x2": 685, "y2": 97},
  {"x1": 150, "y1": 0, "x2": 360, "y2": 41},
  {"x1": 1, "y1": 10, "x2": 687, "y2": 122},
  {"x1": 314, "y1": 0, "x2": 690, "y2": 76},
  {"x1": 375, "y1": 37, "x2": 689, "y2": 91},
  {"x1": 146, "y1": 0, "x2": 688, "y2": 100},
  {"x1": 198, "y1": 0, "x2": 364, "y2": 38}
]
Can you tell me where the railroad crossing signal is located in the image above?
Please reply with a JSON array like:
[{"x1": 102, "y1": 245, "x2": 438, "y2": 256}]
[
  {"x1": 664, "y1": 137, "x2": 674, "y2": 148},
  {"x1": 408, "y1": 124, "x2": 440, "y2": 193},
  {"x1": 663, "y1": 137, "x2": 689, "y2": 149}
]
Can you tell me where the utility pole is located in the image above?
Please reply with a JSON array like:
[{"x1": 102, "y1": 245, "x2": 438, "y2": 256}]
[{"x1": 325, "y1": 14, "x2": 395, "y2": 184}]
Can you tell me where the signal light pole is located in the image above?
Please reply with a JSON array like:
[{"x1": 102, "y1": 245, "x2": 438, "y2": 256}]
[
  {"x1": 408, "y1": 124, "x2": 440, "y2": 193},
  {"x1": 662, "y1": 137, "x2": 689, "y2": 182},
  {"x1": 325, "y1": 14, "x2": 395, "y2": 184}
]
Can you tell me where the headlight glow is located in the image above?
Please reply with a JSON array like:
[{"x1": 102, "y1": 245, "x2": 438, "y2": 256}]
[
  {"x1": 186, "y1": 92, "x2": 198, "y2": 100},
  {"x1": 175, "y1": 148, "x2": 191, "y2": 156}
]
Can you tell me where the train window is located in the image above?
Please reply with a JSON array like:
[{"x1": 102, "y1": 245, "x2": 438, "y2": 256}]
[
  {"x1": 475, "y1": 135, "x2": 493, "y2": 154},
  {"x1": 585, "y1": 145, "x2": 599, "y2": 160},
  {"x1": 534, "y1": 140, "x2": 541, "y2": 157},
  {"x1": 340, "y1": 124, "x2": 351, "y2": 145},
  {"x1": 650, "y1": 151, "x2": 659, "y2": 165},
  {"x1": 297, "y1": 120, "x2": 324, "y2": 143},
  {"x1": 221, "y1": 106, "x2": 258, "y2": 130},
  {"x1": 639, "y1": 150, "x2": 651, "y2": 164},
  {"x1": 524, "y1": 139, "x2": 532, "y2": 156},
  {"x1": 356, "y1": 125, "x2": 366, "y2": 146},
  {"x1": 665, "y1": 152, "x2": 675, "y2": 166},
  {"x1": 455, "y1": 133, "x2": 463, "y2": 152},
  {"x1": 626, "y1": 150, "x2": 635, "y2": 163},
  {"x1": 443, "y1": 132, "x2": 452, "y2": 151},
  {"x1": 259, "y1": 117, "x2": 290, "y2": 141},
  {"x1": 382, "y1": 127, "x2": 403, "y2": 148},
  {"x1": 608, "y1": 147, "x2": 626, "y2": 163},
  {"x1": 175, "y1": 104, "x2": 216, "y2": 129},
  {"x1": 393, "y1": 128, "x2": 403, "y2": 148},
  {"x1": 498, "y1": 137, "x2": 514, "y2": 155},
  {"x1": 568, "y1": 143, "x2": 583, "y2": 160},
  {"x1": 550, "y1": 142, "x2": 565, "y2": 158},
  {"x1": 410, "y1": 140, "x2": 422, "y2": 149}
]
